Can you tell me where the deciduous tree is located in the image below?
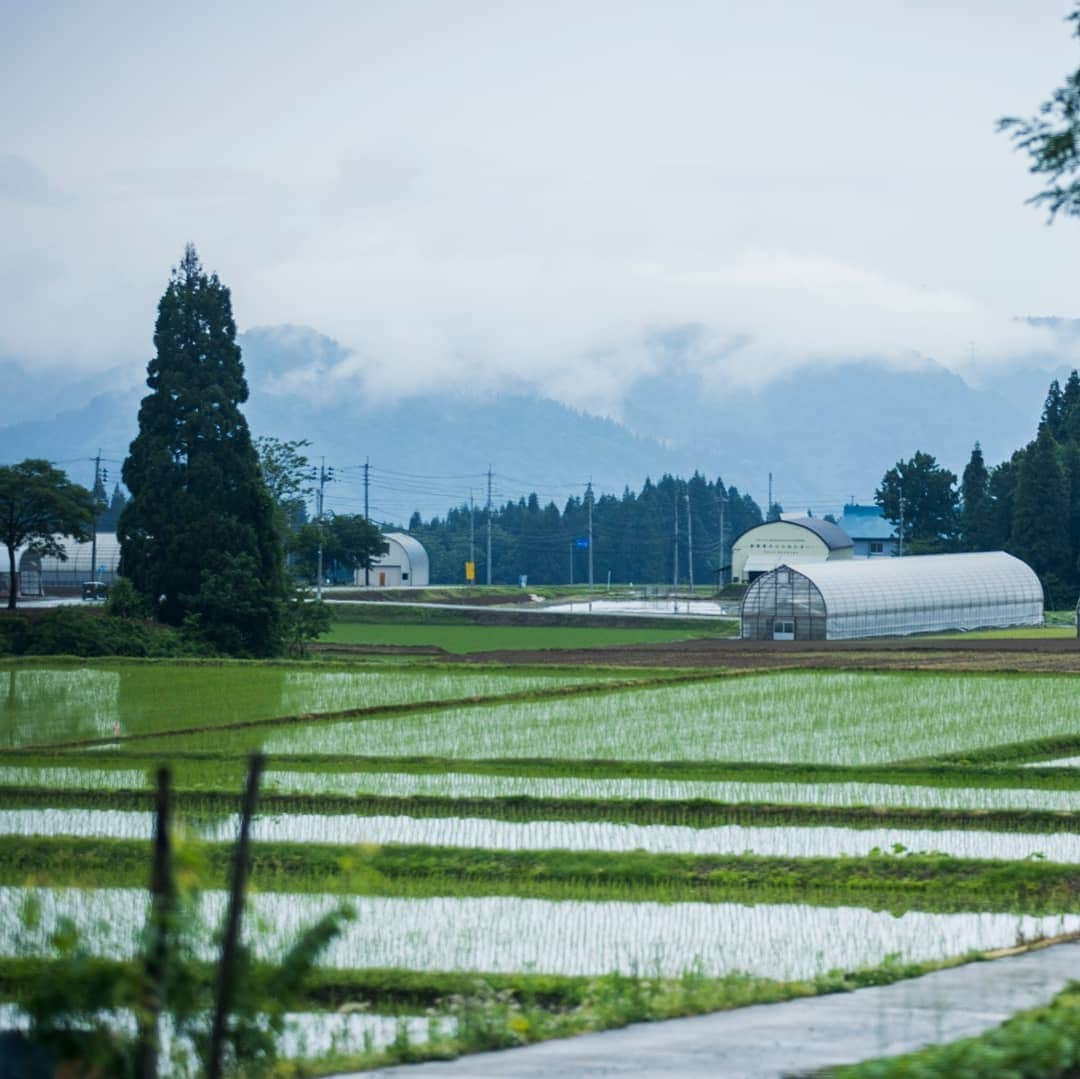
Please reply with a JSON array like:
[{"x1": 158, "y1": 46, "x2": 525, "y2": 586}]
[{"x1": 0, "y1": 460, "x2": 94, "y2": 610}]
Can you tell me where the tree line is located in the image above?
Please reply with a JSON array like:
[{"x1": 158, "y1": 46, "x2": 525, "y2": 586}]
[
  {"x1": 405, "y1": 474, "x2": 765, "y2": 587},
  {"x1": 876, "y1": 372, "x2": 1080, "y2": 607}
]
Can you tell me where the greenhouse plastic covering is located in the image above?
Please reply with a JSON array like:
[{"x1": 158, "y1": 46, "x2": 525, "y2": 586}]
[{"x1": 740, "y1": 552, "x2": 1043, "y2": 640}]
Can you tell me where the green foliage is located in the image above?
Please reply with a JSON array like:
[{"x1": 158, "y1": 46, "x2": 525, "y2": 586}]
[
  {"x1": 281, "y1": 592, "x2": 333, "y2": 657},
  {"x1": 0, "y1": 608, "x2": 198, "y2": 657},
  {"x1": 119, "y1": 245, "x2": 285, "y2": 656},
  {"x1": 105, "y1": 576, "x2": 151, "y2": 619},
  {"x1": 875, "y1": 452, "x2": 958, "y2": 548},
  {"x1": 835, "y1": 983, "x2": 1080, "y2": 1078},
  {"x1": 1010, "y1": 425, "x2": 1073, "y2": 604},
  {"x1": 0, "y1": 459, "x2": 95, "y2": 610},
  {"x1": 6, "y1": 828, "x2": 354, "y2": 1075},
  {"x1": 290, "y1": 514, "x2": 388, "y2": 584},
  {"x1": 999, "y1": 4, "x2": 1080, "y2": 220},
  {"x1": 255, "y1": 436, "x2": 312, "y2": 544}
]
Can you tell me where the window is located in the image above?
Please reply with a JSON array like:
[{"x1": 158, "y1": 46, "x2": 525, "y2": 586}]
[{"x1": 870, "y1": 541, "x2": 884, "y2": 554}]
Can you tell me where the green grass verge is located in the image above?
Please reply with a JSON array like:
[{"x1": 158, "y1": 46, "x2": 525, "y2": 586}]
[
  {"x1": 2, "y1": 784, "x2": 1077, "y2": 833},
  {"x1": 321, "y1": 622, "x2": 726, "y2": 652},
  {"x1": 8, "y1": 750, "x2": 1079, "y2": 792},
  {"x1": 3, "y1": 836, "x2": 1079, "y2": 914},
  {"x1": 831, "y1": 981, "x2": 1080, "y2": 1078},
  {"x1": 930, "y1": 626, "x2": 1076, "y2": 640}
]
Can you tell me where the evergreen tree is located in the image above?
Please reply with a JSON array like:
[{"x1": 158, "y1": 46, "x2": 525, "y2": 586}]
[
  {"x1": 1062, "y1": 369, "x2": 1080, "y2": 444},
  {"x1": 1042, "y1": 379, "x2": 1065, "y2": 440},
  {"x1": 960, "y1": 443, "x2": 994, "y2": 550},
  {"x1": 1008, "y1": 424, "x2": 1072, "y2": 604},
  {"x1": 119, "y1": 245, "x2": 284, "y2": 654},
  {"x1": 876, "y1": 451, "x2": 959, "y2": 550},
  {"x1": 98, "y1": 484, "x2": 128, "y2": 533}
]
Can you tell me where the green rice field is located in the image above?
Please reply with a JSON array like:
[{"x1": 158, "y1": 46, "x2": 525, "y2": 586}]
[
  {"x1": 321, "y1": 621, "x2": 726, "y2": 652},
  {"x1": 0, "y1": 656, "x2": 1078, "y2": 1073}
]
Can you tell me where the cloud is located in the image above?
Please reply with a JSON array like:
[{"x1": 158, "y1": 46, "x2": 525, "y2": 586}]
[{"x1": 0, "y1": 153, "x2": 70, "y2": 206}]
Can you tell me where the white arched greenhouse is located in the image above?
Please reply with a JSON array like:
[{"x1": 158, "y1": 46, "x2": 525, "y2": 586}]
[
  {"x1": 7, "y1": 533, "x2": 123, "y2": 597},
  {"x1": 740, "y1": 552, "x2": 1043, "y2": 641}
]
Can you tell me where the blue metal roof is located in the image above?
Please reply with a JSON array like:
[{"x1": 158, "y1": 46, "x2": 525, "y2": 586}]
[{"x1": 840, "y1": 505, "x2": 896, "y2": 541}]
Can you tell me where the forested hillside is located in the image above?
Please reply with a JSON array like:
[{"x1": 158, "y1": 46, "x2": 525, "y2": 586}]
[{"x1": 407, "y1": 472, "x2": 764, "y2": 587}]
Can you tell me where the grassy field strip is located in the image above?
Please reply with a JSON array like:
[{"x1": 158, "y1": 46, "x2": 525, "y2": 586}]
[
  {"x1": 0, "y1": 766, "x2": 151, "y2": 790},
  {"x1": 175, "y1": 671, "x2": 1080, "y2": 765},
  {"x1": 4, "y1": 886, "x2": 1079, "y2": 981},
  {"x1": 10, "y1": 753, "x2": 1080, "y2": 794},
  {"x1": 3, "y1": 808, "x2": 1078, "y2": 863},
  {"x1": 3, "y1": 785, "x2": 1077, "y2": 834},
  {"x1": 0, "y1": 664, "x2": 660, "y2": 750},
  {"x1": 260, "y1": 770, "x2": 1080, "y2": 812},
  {"x1": 321, "y1": 623, "x2": 728, "y2": 652}
]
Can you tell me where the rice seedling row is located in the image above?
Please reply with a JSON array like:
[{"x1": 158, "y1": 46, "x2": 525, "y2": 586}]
[
  {"x1": 4, "y1": 806, "x2": 1079, "y2": 868},
  {"x1": 4, "y1": 886, "x2": 1078, "y2": 982},
  {"x1": 10, "y1": 751, "x2": 1080, "y2": 795},
  {"x1": 3, "y1": 783, "x2": 1076, "y2": 835}
]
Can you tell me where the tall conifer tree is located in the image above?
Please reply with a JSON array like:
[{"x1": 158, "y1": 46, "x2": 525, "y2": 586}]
[
  {"x1": 960, "y1": 443, "x2": 993, "y2": 550},
  {"x1": 119, "y1": 245, "x2": 284, "y2": 654},
  {"x1": 1008, "y1": 424, "x2": 1072, "y2": 605}
]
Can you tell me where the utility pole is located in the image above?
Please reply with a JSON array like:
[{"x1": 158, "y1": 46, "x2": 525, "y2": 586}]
[
  {"x1": 485, "y1": 466, "x2": 493, "y2": 586},
  {"x1": 469, "y1": 490, "x2": 475, "y2": 585},
  {"x1": 363, "y1": 458, "x2": 371, "y2": 586},
  {"x1": 90, "y1": 450, "x2": 106, "y2": 584},
  {"x1": 586, "y1": 481, "x2": 594, "y2": 589},
  {"x1": 898, "y1": 492, "x2": 904, "y2": 558},
  {"x1": 685, "y1": 492, "x2": 694, "y2": 595},
  {"x1": 314, "y1": 458, "x2": 334, "y2": 599},
  {"x1": 673, "y1": 490, "x2": 679, "y2": 588},
  {"x1": 718, "y1": 488, "x2": 727, "y2": 588}
]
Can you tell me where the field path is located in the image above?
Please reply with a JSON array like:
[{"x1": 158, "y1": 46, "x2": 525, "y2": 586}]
[{"x1": 353, "y1": 939, "x2": 1079, "y2": 1078}]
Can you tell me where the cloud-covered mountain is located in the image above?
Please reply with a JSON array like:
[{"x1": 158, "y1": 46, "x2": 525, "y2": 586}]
[{"x1": 0, "y1": 323, "x2": 1072, "y2": 520}]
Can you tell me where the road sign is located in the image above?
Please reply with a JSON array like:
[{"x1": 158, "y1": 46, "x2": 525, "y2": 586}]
[
  {"x1": 574, "y1": 537, "x2": 589, "y2": 549},
  {"x1": 464, "y1": 560, "x2": 476, "y2": 582}
]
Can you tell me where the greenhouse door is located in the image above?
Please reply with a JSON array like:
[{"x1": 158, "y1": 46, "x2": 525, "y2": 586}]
[{"x1": 772, "y1": 619, "x2": 795, "y2": 640}]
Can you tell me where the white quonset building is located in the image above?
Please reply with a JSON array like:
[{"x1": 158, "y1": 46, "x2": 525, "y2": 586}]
[
  {"x1": 731, "y1": 516, "x2": 854, "y2": 584},
  {"x1": 354, "y1": 532, "x2": 430, "y2": 588},
  {"x1": 4, "y1": 533, "x2": 122, "y2": 597},
  {"x1": 740, "y1": 552, "x2": 1043, "y2": 641}
]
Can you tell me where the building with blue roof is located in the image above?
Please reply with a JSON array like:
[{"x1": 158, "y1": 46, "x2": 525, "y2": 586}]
[{"x1": 840, "y1": 504, "x2": 898, "y2": 558}]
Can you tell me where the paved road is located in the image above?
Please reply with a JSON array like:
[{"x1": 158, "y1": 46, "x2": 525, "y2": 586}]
[{"x1": 352, "y1": 941, "x2": 1079, "y2": 1078}]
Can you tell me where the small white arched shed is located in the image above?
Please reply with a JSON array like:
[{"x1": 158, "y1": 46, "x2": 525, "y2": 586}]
[{"x1": 356, "y1": 533, "x2": 430, "y2": 588}]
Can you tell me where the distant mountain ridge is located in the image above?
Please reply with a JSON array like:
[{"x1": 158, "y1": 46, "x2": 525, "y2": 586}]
[{"x1": 0, "y1": 323, "x2": 1073, "y2": 519}]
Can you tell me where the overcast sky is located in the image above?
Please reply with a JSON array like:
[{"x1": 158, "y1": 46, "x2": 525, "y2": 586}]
[{"x1": 3, "y1": 0, "x2": 1080, "y2": 415}]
